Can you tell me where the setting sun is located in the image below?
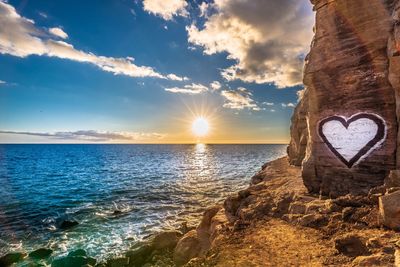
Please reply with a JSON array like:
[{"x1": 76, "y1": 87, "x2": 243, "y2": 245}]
[{"x1": 192, "y1": 117, "x2": 209, "y2": 137}]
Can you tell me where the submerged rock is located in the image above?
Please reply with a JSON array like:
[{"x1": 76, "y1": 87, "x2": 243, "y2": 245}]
[
  {"x1": 59, "y1": 220, "x2": 79, "y2": 230},
  {"x1": 0, "y1": 252, "x2": 27, "y2": 266},
  {"x1": 29, "y1": 248, "x2": 53, "y2": 259},
  {"x1": 51, "y1": 255, "x2": 96, "y2": 267},
  {"x1": 67, "y1": 249, "x2": 86, "y2": 257}
]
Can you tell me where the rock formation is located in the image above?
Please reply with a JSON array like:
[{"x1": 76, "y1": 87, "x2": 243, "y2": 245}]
[{"x1": 289, "y1": 0, "x2": 400, "y2": 197}]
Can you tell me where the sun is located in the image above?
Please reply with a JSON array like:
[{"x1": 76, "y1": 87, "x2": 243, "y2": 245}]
[{"x1": 192, "y1": 117, "x2": 209, "y2": 137}]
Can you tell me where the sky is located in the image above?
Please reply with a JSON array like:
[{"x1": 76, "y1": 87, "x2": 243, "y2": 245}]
[{"x1": 0, "y1": 0, "x2": 314, "y2": 144}]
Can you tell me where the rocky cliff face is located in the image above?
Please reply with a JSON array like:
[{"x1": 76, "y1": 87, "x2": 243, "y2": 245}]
[{"x1": 289, "y1": 0, "x2": 400, "y2": 197}]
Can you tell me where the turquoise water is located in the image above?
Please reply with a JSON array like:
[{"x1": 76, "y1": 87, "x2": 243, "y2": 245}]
[{"x1": 0, "y1": 144, "x2": 286, "y2": 259}]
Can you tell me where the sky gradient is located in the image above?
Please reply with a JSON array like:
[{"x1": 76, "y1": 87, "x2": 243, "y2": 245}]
[{"x1": 0, "y1": 0, "x2": 314, "y2": 144}]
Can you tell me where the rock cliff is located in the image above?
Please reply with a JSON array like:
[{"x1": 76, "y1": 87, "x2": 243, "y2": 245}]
[{"x1": 289, "y1": 0, "x2": 400, "y2": 197}]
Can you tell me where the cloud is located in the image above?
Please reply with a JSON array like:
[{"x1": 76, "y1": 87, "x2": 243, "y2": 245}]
[
  {"x1": 0, "y1": 130, "x2": 165, "y2": 142},
  {"x1": 281, "y1": 102, "x2": 295, "y2": 108},
  {"x1": 167, "y1": 73, "x2": 189, "y2": 81},
  {"x1": 142, "y1": 0, "x2": 188, "y2": 20},
  {"x1": 0, "y1": 80, "x2": 5, "y2": 84},
  {"x1": 49, "y1": 27, "x2": 68, "y2": 39},
  {"x1": 210, "y1": 81, "x2": 221, "y2": 90},
  {"x1": 187, "y1": 0, "x2": 314, "y2": 88},
  {"x1": 199, "y1": 2, "x2": 209, "y2": 17},
  {"x1": 0, "y1": 1, "x2": 185, "y2": 80},
  {"x1": 220, "y1": 87, "x2": 259, "y2": 110},
  {"x1": 263, "y1": 102, "x2": 274, "y2": 106},
  {"x1": 165, "y1": 83, "x2": 208, "y2": 94}
]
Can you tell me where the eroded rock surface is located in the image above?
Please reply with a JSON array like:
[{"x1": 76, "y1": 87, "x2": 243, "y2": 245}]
[{"x1": 288, "y1": 0, "x2": 400, "y2": 197}]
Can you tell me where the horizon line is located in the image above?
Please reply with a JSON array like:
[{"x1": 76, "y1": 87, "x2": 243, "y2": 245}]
[{"x1": 0, "y1": 142, "x2": 289, "y2": 145}]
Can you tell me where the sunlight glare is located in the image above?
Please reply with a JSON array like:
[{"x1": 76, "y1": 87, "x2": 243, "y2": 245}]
[{"x1": 192, "y1": 117, "x2": 209, "y2": 137}]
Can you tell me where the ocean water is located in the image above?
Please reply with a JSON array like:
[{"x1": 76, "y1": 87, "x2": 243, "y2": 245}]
[{"x1": 0, "y1": 144, "x2": 286, "y2": 259}]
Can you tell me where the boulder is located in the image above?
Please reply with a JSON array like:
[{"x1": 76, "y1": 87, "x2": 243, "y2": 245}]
[
  {"x1": 334, "y1": 234, "x2": 369, "y2": 257},
  {"x1": 379, "y1": 190, "x2": 400, "y2": 230},
  {"x1": 385, "y1": 170, "x2": 400, "y2": 188},
  {"x1": 173, "y1": 230, "x2": 202, "y2": 266},
  {"x1": 151, "y1": 230, "x2": 182, "y2": 251},
  {"x1": 0, "y1": 252, "x2": 27, "y2": 266},
  {"x1": 352, "y1": 254, "x2": 391, "y2": 266},
  {"x1": 126, "y1": 244, "x2": 153, "y2": 267},
  {"x1": 29, "y1": 248, "x2": 53, "y2": 259}
]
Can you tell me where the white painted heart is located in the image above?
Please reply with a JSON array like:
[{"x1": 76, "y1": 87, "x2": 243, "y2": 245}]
[{"x1": 318, "y1": 113, "x2": 386, "y2": 168}]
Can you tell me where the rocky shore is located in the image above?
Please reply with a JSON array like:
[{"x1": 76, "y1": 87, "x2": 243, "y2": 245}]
[{"x1": 3, "y1": 156, "x2": 400, "y2": 266}]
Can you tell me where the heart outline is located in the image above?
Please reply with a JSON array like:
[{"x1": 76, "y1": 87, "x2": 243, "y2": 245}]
[{"x1": 318, "y1": 113, "x2": 386, "y2": 168}]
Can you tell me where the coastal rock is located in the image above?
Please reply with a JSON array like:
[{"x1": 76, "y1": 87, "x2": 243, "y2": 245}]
[
  {"x1": 173, "y1": 230, "x2": 202, "y2": 266},
  {"x1": 29, "y1": 248, "x2": 53, "y2": 259},
  {"x1": 152, "y1": 230, "x2": 182, "y2": 250},
  {"x1": 289, "y1": 0, "x2": 398, "y2": 197},
  {"x1": 287, "y1": 88, "x2": 309, "y2": 167},
  {"x1": 0, "y1": 252, "x2": 27, "y2": 266},
  {"x1": 379, "y1": 190, "x2": 400, "y2": 230},
  {"x1": 173, "y1": 206, "x2": 222, "y2": 266}
]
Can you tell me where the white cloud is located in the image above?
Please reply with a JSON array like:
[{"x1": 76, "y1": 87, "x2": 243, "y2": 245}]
[
  {"x1": 167, "y1": 73, "x2": 189, "y2": 81},
  {"x1": 199, "y1": 2, "x2": 209, "y2": 17},
  {"x1": 0, "y1": 1, "x2": 184, "y2": 80},
  {"x1": 0, "y1": 80, "x2": 5, "y2": 84},
  {"x1": 143, "y1": 0, "x2": 188, "y2": 20},
  {"x1": 165, "y1": 83, "x2": 208, "y2": 94},
  {"x1": 187, "y1": 0, "x2": 314, "y2": 88},
  {"x1": 220, "y1": 87, "x2": 259, "y2": 110},
  {"x1": 281, "y1": 102, "x2": 295, "y2": 108},
  {"x1": 297, "y1": 88, "x2": 306, "y2": 102},
  {"x1": 210, "y1": 81, "x2": 221, "y2": 90},
  {"x1": 0, "y1": 130, "x2": 165, "y2": 142},
  {"x1": 263, "y1": 102, "x2": 274, "y2": 106},
  {"x1": 49, "y1": 27, "x2": 68, "y2": 39}
]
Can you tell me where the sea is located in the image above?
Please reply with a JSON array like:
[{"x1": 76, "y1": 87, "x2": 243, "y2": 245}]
[{"x1": 0, "y1": 144, "x2": 286, "y2": 260}]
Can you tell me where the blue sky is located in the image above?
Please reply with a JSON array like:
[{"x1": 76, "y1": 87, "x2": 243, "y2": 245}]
[{"x1": 0, "y1": 0, "x2": 314, "y2": 143}]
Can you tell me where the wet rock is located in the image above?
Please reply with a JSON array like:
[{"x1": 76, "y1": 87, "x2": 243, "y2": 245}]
[
  {"x1": 60, "y1": 220, "x2": 79, "y2": 230},
  {"x1": 0, "y1": 252, "x2": 27, "y2": 266},
  {"x1": 51, "y1": 256, "x2": 96, "y2": 267},
  {"x1": 106, "y1": 257, "x2": 129, "y2": 267},
  {"x1": 151, "y1": 231, "x2": 182, "y2": 251},
  {"x1": 68, "y1": 249, "x2": 87, "y2": 257},
  {"x1": 29, "y1": 248, "x2": 53, "y2": 259},
  {"x1": 126, "y1": 244, "x2": 153, "y2": 267},
  {"x1": 379, "y1": 190, "x2": 400, "y2": 230},
  {"x1": 334, "y1": 234, "x2": 369, "y2": 257}
]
